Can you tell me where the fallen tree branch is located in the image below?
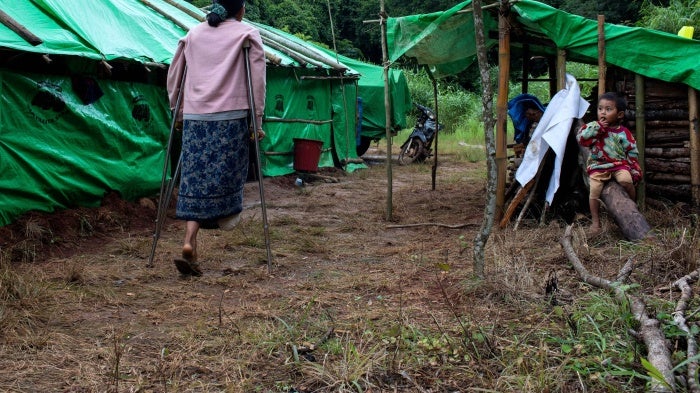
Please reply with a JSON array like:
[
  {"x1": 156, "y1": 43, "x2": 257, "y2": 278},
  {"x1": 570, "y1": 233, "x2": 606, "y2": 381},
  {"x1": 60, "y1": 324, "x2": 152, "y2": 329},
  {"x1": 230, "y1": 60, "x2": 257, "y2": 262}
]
[
  {"x1": 673, "y1": 269, "x2": 700, "y2": 393},
  {"x1": 616, "y1": 256, "x2": 635, "y2": 283},
  {"x1": 386, "y1": 222, "x2": 478, "y2": 229},
  {"x1": 560, "y1": 224, "x2": 674, "y2": 392}
]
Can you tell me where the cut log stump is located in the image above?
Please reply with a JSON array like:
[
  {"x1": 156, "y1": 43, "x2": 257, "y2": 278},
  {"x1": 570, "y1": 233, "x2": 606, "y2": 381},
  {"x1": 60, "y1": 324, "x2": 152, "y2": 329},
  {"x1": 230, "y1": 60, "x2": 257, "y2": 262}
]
[{"x1": 600, "y1": 181, "x2": 653, "y2": 241}]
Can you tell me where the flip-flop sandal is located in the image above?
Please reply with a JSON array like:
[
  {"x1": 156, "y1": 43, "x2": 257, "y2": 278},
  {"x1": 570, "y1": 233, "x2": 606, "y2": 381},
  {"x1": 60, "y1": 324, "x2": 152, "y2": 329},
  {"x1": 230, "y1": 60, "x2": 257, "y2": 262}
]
[{"x1": 174, "y1": 258, "x2": 203, "y2": 277}]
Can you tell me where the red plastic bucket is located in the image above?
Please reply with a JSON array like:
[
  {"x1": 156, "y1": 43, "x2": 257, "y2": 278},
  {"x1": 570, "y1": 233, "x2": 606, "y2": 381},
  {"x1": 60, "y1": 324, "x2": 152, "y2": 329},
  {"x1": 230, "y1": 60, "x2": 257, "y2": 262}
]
[{"x1": 293, "y1": 138, "x2": 323, "y2": 172}]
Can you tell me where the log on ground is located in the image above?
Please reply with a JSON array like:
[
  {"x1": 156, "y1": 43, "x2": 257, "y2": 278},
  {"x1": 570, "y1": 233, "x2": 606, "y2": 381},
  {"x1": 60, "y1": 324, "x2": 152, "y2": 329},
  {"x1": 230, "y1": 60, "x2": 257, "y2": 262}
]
[{"x1": 600, "y1": 181, "x2": 653, "y2": 241}]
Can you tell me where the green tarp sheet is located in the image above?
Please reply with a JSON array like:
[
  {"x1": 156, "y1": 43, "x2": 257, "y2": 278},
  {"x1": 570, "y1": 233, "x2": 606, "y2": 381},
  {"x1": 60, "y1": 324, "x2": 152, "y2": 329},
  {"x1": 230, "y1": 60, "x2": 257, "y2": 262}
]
[
  {"x1": 315, "y1": 48, "x2": 413, "y2": 140},
  {"x1": 1, "y1": 0, "x2": 412, "y2": 226},
  {"x1": 387, "y1": 0, "x2": 700, "y2": 90},
  {"x1": 0, "y1": 0, "x2": 196, "y2": 62},
  {"x1": 260, "y1": 68, "x2": 339, "y2": 177},
  {"x1": 0, "y1": 70, "x2": 170, "y2": 225}
]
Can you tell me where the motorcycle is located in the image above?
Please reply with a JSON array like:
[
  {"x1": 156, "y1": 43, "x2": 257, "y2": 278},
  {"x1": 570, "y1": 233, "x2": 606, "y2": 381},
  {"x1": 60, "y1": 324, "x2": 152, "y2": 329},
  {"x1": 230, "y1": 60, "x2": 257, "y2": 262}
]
[{"x1": 398, "y1": 103, "x2": 444, "y2": 165}]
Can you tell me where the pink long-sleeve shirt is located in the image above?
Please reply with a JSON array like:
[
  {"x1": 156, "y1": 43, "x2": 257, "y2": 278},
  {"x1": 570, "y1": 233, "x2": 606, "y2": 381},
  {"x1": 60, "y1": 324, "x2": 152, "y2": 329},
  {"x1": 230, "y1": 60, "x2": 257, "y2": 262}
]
[{"x1": 166, "y1": 19, "x2": 266, "y2": 128}]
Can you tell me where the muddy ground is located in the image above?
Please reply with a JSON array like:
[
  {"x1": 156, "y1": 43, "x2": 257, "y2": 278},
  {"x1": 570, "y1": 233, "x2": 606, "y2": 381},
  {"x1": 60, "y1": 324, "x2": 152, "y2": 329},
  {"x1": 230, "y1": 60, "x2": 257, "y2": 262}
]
[{"x1": 0, "y1": 146, "x2": 697, "y2": 392}]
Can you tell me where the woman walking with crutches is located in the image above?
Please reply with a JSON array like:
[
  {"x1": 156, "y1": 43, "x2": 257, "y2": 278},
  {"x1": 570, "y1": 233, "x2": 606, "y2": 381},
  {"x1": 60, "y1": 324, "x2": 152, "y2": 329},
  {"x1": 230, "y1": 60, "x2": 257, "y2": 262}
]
[{"x1": 166, "y1": 0, "x2": 266, "y2": 276}]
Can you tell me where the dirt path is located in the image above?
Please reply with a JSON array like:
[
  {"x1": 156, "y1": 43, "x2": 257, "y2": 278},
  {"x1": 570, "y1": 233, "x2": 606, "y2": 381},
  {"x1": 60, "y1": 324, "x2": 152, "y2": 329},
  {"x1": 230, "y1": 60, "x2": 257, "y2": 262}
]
[{"x1": 1, "y1": 149, "x2": 694, "y2": 391}]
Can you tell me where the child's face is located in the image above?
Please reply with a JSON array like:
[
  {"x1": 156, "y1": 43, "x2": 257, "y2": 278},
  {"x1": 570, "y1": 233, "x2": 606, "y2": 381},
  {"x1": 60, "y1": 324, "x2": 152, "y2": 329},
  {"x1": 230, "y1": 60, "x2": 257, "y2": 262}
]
[{"x1": 597, "y1": 98, "x2": 624, "y2": 126}]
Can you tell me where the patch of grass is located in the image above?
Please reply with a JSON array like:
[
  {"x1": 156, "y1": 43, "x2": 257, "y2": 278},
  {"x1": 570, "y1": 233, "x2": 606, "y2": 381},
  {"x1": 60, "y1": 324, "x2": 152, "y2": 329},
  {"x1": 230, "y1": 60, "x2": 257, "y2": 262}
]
[
  {"x1": 545, "y1": 292, "x2": 646, "y2": 391},
  {"x1": 111, "y1": 234, "x2": 150, "y2": 258},
  {"x1": 299, "y1": 332, "x2": 387, "y2": 391},
  {"x1": 0, "y1": 263, "x2": 50, "y2": 340}
]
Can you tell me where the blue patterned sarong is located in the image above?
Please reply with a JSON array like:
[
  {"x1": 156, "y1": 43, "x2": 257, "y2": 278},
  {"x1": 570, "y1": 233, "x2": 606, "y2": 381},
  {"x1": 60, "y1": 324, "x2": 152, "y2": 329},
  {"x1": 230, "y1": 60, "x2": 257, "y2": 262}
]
[{"x1": 176, "y1": 118, "x2": 249, "y2": 226}]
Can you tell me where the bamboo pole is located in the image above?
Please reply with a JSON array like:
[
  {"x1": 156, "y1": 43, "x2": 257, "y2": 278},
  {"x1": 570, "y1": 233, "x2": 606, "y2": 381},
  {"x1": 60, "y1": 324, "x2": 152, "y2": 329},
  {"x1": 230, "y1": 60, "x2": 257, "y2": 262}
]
[
  {"x1": 556, "y1": 49, "x2": 566, "y2": 91},
  {"x1": 264, "y1": 118, "x2": 333, "y2": 125},
  {"x1": 363, "y1": 1, "x2": 501, "y2": 23},
  {"x1": 139, "y1": 0, "x2": 191, "y2": 31},
  {"x1": 260, "y1": 37, "x2": 312, "y2": 67},
  {"x1": 430, "y1": 73, "x2": 439, "y2": 190},
  {"x1": 380, "y1": 0, "x2": 393, "y2": 221},
  {"x1": 325, "y1": 0, "x2": 352, "y2": 165},
  {"x1": 495, "y1": 7, "x2": 512, "y2": 219},
  {"x1": 635, "y1": 74, "x2": 646, "y2": 210},
  {"x1": 161, "y1": 0, "x2": 205, "y2": 21},
  {"x1": 597, "y1": 15, "x2": 606, "y2": 97},
  {"x1": 690, "y1": 87, "x2": 700, "y2": 207},
  {"x1": 0, "y1": 9, "x2": 42, "y2": 46},
  {"x1": 257, "y1": 28, "x2": 347, "y2": 71}
]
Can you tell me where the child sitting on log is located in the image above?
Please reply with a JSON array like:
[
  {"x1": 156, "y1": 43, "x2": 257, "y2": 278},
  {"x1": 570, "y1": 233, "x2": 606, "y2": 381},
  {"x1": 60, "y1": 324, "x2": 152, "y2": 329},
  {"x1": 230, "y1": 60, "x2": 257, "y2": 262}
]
[{"x1": 576, "y1": 92, "x2": 642, "y2": 236}]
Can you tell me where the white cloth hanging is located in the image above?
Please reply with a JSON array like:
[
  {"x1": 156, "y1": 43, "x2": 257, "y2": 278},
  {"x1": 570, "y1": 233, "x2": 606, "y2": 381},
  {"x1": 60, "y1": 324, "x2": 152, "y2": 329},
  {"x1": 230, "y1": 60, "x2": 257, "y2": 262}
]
[{"x1": 514, "y1": 73, "x2": 590, "y2": 203}]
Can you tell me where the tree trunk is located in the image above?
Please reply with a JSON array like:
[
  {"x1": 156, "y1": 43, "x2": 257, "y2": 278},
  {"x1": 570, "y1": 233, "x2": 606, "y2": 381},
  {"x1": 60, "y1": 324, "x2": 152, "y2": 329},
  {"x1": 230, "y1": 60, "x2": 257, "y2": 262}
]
[
  {"x1": 471, "y1": 0, "x2": 497, "y2": 279},
  {"x1": 600, "y1": 181, "x2": 653, "y2": 241}
]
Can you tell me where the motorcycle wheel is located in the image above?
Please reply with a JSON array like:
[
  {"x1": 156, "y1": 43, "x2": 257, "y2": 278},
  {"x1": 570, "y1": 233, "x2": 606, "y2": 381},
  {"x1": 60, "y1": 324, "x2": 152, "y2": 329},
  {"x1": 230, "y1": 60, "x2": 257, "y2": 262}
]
[{"x1": 398, "y1": 138, "x2": 425, "y2": 165}]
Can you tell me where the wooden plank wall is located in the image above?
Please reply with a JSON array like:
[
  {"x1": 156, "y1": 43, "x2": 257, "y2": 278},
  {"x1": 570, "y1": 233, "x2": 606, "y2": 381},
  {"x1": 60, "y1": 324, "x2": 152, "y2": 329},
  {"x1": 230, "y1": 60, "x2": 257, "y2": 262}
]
[{"x1": 610, "y1": 70, "x2": 693, "y2": 206}]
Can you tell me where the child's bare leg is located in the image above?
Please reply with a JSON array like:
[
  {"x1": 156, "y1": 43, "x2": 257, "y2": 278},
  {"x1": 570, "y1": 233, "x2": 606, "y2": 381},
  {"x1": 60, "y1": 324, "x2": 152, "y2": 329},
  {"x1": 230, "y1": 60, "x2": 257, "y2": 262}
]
[{"x1": 620, "y1": 182, "x2": 636, "y2": 201}]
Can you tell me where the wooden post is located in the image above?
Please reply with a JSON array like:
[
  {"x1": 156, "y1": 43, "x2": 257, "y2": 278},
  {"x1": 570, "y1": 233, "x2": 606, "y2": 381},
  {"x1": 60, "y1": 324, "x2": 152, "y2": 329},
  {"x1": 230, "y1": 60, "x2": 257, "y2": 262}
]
[
  {"x1": 431, "y1": 76, "x2": 439, "y2": 190},
  {"x1": 495, "y1": 4, "x2": 511, "y2": 220},
  {"x1": 0, "y1": 9, "x2": 42, "y2": 46},
  {"x1": 380, "y1": 0, "x2": 393, "y2": 221},
  {"x1": 597, "y1": 15, "x2": 606, "y2": 97},
  {"x1": 556, "y1": 49, "x2": 566, "y2": 91},
  {"x1": 690, "y1": 87, "x2": 700, "y2": 207},
  {"x1": 635, "y1": 74, "x2": 646, "y2": 210}
]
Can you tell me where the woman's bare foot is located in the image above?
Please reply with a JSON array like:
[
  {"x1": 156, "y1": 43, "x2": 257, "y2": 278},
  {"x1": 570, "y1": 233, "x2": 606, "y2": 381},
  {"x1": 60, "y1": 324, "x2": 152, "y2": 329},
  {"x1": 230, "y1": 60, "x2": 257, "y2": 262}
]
[
  {"x1": 182, "y1": 243, "x2": 196, "y2": 262},
  {"x1": 175, "y1": 244, "x2": 202, "y2": 277}
]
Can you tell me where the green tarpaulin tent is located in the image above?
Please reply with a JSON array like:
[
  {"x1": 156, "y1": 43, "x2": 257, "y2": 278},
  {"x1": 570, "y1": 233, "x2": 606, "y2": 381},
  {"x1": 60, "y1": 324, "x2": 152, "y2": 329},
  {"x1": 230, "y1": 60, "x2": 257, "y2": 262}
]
[
  {"x1": 387, "y1": 0, "x2": 700, "y2": 89},
  {"x1": 0, "y1": 0, "x2": 410, "y2": 226}
]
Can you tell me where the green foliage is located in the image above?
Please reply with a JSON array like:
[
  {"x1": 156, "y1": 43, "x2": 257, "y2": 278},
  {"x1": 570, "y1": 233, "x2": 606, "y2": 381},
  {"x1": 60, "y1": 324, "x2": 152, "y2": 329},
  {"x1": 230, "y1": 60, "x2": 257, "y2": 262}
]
[
  {"x1": 187, "y1": 0, "x2": 209, "y2": 8},
  {"x1": 637, "y1": 0, "x2": 700, "y2": 34},
  {"x1": 547, "y1": 292, "x2": 648, "y2": 390},
  {"x1": 541, "y1": 0, "x2": 643, "y2": 25},
  {"x1": 404, "y1": 68, "x2": 481, "y2": 135}
]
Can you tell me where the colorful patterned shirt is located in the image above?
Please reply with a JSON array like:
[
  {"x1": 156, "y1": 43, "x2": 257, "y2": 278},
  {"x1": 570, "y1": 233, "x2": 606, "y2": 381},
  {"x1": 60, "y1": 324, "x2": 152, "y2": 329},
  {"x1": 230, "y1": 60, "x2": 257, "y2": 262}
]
[{"x1": 576, "y1": 121, "x2": 642, "y2": 183}]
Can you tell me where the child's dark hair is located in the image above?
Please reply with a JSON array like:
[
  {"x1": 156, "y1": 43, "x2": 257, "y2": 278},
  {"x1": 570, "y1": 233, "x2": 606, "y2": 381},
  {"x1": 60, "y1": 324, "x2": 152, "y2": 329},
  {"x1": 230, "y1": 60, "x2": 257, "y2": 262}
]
[{"x1": 598, "y1": 92, "x2": 627, "y2": 113}]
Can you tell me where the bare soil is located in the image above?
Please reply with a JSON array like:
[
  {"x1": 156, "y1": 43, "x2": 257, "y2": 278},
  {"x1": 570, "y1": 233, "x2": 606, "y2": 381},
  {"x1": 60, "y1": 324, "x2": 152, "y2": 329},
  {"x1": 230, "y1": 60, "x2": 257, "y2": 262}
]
[{"x1": 0, "y1": 147, "x2": 697, "y2": 392}]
